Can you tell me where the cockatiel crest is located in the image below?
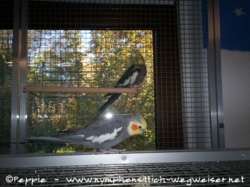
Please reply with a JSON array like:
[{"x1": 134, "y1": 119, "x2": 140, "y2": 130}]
[{"x1": 27, "y1": 112, "x2": 147, "y2": 151}]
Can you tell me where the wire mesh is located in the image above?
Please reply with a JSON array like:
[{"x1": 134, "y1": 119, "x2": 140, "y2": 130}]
[
  {"x1": 26, "y1": 0, "x2": 210, "y2": 152},
  {"x1": 0, "y1": 0, "x2": 14, "y2": 154},
  {"x1": 1, "y1": 161, "x2": 250, "y2": 186},
  {"x1": 26, "y1": 29, "x2": 154, "y2": 153},
  {"x1": 0, "y1": 0, "x2": 212, "y2": 154},
  {"x1": 0, "y1": 0, "x2": 13, "y2": 30},
  {"x1": 0, "y1": 30, "x2": 13, "y2": 154},
  {"x1": 178, "y1": 0, "x2": 210, "y2": 149}
]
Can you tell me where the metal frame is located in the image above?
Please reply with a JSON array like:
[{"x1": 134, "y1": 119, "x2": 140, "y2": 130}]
[
  {"x1": 19, "y1": 0, "x2": 28, "y2": 154},
  {"x1": 207, "y1": 0, "x2": 225, "y2": 148},
  {"x1": 10, "y1": 0, "x2": 21, "y2": 154},
  {"x1": 41, "y1": 0, "x2": 175, "y2": 5},
  {"x1": 0, "y1": 149, "x2": 249, "y2": 168},
  {"x1": 11, "y1": 0, "x2": 28, "y2": 154}
]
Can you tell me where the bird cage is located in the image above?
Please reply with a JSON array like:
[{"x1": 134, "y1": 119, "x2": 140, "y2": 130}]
[{"x1": 0, "y1": 0, "x2": 249, "y2": 186}]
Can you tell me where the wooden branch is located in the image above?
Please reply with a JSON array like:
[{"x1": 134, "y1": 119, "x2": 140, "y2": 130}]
[{"x1": 23, "y1": 86, "x2": 138, "y2": 94}]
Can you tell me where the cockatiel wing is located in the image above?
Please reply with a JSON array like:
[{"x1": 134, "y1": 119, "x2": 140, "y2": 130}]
[
  {"x1": 132, "y1": 63, "x2": 147, "y2": 86},
  {"x1": 115, "y1": 64, "x2": 141, "y2": 87}
]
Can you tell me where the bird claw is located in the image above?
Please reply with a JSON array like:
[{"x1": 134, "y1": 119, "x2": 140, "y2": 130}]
[{"x1": 100, "y1": 148, "x2": 126, "y2": 154}]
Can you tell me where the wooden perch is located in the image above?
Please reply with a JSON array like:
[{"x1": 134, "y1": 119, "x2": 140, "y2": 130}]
[{"x1": 23, "y1": 86, "x2": 138, "y2": 94}]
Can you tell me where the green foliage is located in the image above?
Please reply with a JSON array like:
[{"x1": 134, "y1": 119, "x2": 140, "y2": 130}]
[
  {"x1": 0, "y1": 30, "x2": 13, "y2": 154},
  {"x1": 0, "y1": 54, "x2": 12, "y2": 154},
  {"x1": 27, "y1": 30, "x2": 155, "y2": 153}
]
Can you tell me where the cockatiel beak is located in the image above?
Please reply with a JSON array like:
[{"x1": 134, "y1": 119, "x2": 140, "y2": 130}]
[
  {"x1": 139, "y1": 129, "x2": 146, "y2": 136},
  {"x1": 141, "y1": 129, "x2": 147, "y2": 135}
]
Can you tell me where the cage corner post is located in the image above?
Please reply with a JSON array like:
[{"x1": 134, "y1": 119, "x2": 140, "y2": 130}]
[
  {"x1": 10, "y1": 0, "x2": 21, "y2": 154},
  {"x1": 19, "y1": 0, "x2": 29, "y2": 154},
  {"x1": 207, "y1": 0, "x2": 225, "y2": 149}
]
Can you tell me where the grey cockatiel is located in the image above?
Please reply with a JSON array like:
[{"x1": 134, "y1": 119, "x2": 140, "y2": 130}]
[
  {"x1": 93, "y1": 52, "x2": 147, "y2": 120},
  {"x1": 27, "y1": 113, "x2": 147, "y2": 150}
]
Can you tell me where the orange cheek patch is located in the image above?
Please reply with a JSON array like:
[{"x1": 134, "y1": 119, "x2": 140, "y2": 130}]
[{"x1": 131, "y1": 123, "x2": 138, "y2": 131}]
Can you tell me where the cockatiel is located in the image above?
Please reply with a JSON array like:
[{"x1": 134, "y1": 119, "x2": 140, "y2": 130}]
[
  {"x1": 93, "y1": 52, "x2": 147, "y2": 120},
  {"x1": 27, "y1": 112, "x2": 147, "y2": 151}
]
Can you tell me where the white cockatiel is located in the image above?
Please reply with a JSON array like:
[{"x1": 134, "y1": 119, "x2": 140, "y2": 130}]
[{"x1": 27, "y1": 112, "x2": 147, "y2": 150}]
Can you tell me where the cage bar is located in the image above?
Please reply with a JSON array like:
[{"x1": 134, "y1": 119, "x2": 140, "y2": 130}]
[
  {"x1": 0, "y1": 149, "x2": 250, "y2": 168},
  {"x1": 0, "y1": 150, "x2": 250, "y2": 186}
]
